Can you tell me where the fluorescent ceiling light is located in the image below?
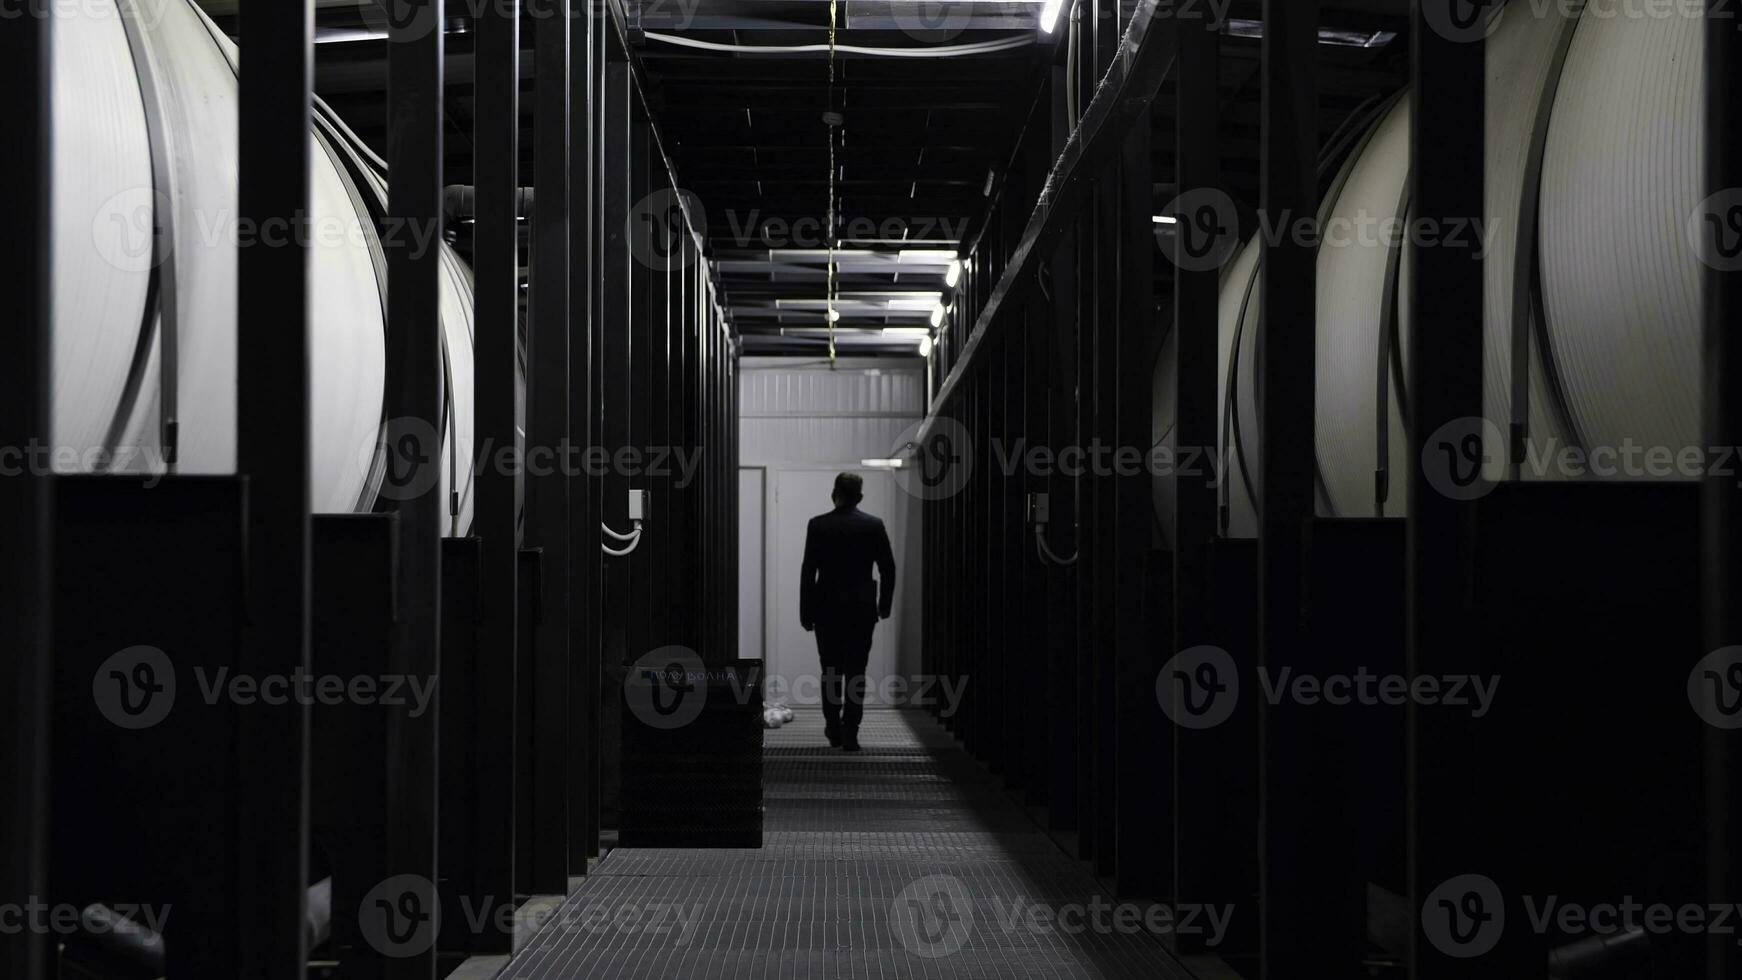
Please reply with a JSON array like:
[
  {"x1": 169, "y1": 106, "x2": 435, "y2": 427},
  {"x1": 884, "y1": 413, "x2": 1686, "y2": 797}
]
[
  {"x1": 861, "y1": 458, "x2": 907, "y2": 469},
  {"x1": 930, "y1": 303, "x2": 946, "y2": 328},
  {"x1": 945, "y1": 259, "x2": 963, "y2": 287},
  {"x1": 918, "y1": 336, "x2": 934, "y2": 358},
  {"x1": 1152, "y1": 214, "x2": 1178, "y2": 226},
  {"x1": 884, "y1": 327, "x2": 933, "y2": 338},
  {"x1": 826, "y1": 308, "x2": 840, "y2": 322},
  {"x1": 898, "y1": 249, "x2": 958, "y2": 263},
  {"x1": 1039, "y1": 0, "x2": 1063, "y2": 34}
]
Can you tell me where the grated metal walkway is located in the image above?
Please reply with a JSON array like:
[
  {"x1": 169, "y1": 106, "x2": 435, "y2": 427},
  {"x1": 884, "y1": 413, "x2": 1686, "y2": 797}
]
[{"x1": 503, "y1": 709, "x2": 1193, "y2": 979}]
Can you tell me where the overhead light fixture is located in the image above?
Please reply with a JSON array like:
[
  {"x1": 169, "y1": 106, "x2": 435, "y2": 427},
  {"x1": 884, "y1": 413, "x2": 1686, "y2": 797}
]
[
  {"x1": 861, "y1": 458, "x2": 907, "y2": 469},
  {"x1": 898, "y1": 249, "x2": 958, "y2": 263},
  {"x1": 826, "y1": 308, "x2": 841, "y2": 322},
  {"x1": 884, "y1": 327, "x2": 932, "y2": 338},
  {"x1": 918, "y1": 336, "x2": 934, "y2": 358},
  {"x1": 1152, "y1": 215, "x2": 1178, "y2": 226},
  {"x1": 930, "y1": 303, "x2": 946, "y2": 328},
  {"x1": 945, "y1": 259, "x2": 963, "y2": 287},
  {"x1": 1039, "y1": 0, "x2": 1063, "y2": 34}
]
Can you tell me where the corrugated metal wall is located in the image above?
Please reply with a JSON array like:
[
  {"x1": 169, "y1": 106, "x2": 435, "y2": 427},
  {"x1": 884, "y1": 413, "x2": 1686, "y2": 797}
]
[{"x1": 738, "y1": 356, "x2": 928, "y2": 703}]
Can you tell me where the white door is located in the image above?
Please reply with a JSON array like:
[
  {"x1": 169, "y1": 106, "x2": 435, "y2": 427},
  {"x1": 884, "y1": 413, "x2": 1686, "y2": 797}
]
[
  {"x1": 768, "y1": 468, "x2": 904, "y2": 708},
  {"x1": 737, "y1": 467, "x2": 767, "y2": 663}
]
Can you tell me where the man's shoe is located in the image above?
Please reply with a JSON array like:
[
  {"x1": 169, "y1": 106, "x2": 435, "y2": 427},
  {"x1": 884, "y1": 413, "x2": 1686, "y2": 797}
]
[
  {"x1": 841, "y1": 733, "x2": 862, "y2": 752},
  {"x1": 825, "y1": 728, "x2": 841, "y2": 748}
]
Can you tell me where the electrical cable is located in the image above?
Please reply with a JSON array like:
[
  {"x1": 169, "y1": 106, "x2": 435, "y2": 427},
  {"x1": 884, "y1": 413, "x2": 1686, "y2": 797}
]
[
  {"x1": 640, "y1": 31, "x2": 1033, "y2": 59},
  {"x1": 1033, "y1": 525, "x2": 1079, "y2": 567}
]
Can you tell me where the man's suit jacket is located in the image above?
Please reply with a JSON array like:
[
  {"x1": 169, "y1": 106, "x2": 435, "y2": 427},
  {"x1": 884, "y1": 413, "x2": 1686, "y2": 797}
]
[{"x1": 799, "y1": 505, "x2": 896, "y2": 629}]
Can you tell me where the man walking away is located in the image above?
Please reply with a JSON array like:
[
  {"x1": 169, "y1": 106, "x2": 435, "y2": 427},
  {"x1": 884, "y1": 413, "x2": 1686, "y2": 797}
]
[{"x1": 799, "y1": 473, "x2": 896, "y2": 752}]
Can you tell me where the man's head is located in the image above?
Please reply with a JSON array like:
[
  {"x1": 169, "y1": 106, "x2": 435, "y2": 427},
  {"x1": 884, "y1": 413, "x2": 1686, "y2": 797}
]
[{"x1": 831, "y1": 472, "x2": 864, "y2": 508}]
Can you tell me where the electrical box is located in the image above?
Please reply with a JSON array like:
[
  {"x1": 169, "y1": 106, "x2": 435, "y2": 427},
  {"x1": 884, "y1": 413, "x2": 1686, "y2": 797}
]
[
  {"x1": 1027, "y1": 492, "x2": 1050, "y2": 526},
  {"x1": 629, "y1": 489, "x2": 651, "y2": 524}
]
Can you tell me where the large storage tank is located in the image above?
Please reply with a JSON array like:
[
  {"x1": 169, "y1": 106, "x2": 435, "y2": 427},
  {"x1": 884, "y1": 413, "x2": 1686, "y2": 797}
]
[
  {"x1": 1206, "y1": 0, "x2": 1702, "y2": 537},
  {"x1": 54, "y1": 0, "x2": 479, "y2": 530}
]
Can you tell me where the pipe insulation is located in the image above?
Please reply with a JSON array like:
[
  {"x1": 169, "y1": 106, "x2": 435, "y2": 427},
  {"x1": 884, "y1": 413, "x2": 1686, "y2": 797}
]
[
  {"x1": 53, "y1": 0, "x2": 480, "y2": 530},
  {"x1": 1208, "y1": 0, "x2": 1697, "y2": 537}
]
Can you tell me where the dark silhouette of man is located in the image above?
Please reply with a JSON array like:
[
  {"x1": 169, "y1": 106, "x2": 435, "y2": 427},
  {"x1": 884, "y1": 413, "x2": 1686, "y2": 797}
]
[{"x1": 800, "y1": 472, "x2": 896, "y2": 752}]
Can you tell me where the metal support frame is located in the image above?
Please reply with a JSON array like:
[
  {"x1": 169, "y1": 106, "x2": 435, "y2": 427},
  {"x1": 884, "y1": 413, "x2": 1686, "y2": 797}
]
[
  {"x1": 0, "y1": 9, "x2": 51, "y2": 979},
  {"x1": 1705, "y1": 2, "x2": 1742, "y2": 976},
  {"x1": 383, "y1": 3, "x2": 446, "y2": 974},
  {"x1": 1170, "y1": 9, "x2": 1226, "y2": 941},
  {"x1": 236, "y1": 4, "x2": 314, "y2": 975},
  {"x1": 473, "y1": 0, "x2": 521, "y2": 945},
  {"x1": 1408, "y1": 1, "x2": 1488, "y2": 975},
  {"x1": 529, "y1": 0, "x2": 574, "y2": 897},
  {"x1": 1255, "y1": 0, "x2": 1355, "y2": 972}
]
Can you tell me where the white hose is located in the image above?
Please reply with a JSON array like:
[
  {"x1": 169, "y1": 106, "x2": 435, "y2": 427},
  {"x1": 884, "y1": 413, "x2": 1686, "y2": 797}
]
[{"x1": 642, "y1": 31, "x2": 1034, "y2": 59}]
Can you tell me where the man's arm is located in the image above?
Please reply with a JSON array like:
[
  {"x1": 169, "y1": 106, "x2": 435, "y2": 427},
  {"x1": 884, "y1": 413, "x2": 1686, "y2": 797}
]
[
  {"x1": 799, "y1": 519, "x2": 818, "y2": 631},
  {"x1": 875, "y1": 521, "x2": 896, "y2": 619}
]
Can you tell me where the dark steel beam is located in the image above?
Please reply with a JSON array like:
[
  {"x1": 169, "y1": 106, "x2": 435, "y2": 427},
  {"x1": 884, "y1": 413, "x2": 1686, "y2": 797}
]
[
  {"x1": 381, "y1": 1, "x2": 446, "y2": 975},
  {"x1": 528, "y1": 0, "x2": 573, "y2": 897},
  {"x1": 1170, "y1": 6, "x2": 1222, "y2": 932},
  {"x1": 473, "y1": 0, "x2": 522, "y2": 945},
  {"x1": 1408, "y1": 1, "x2": 1489, "y2": 976},
  {"x1": 1256, "y1": 0, "x2": 1354, "y2": 972},
  {"x1": 0, "y1": 9, "x2": 51, "y2": 979},
  {"x1": 917, "y1": 0, "x2": 1177, "y2": 436},
  {"x1": 1705, "y1": 1, "x2": 1742, "y2": 976},
  {"x1": 237, "y1": 3, "x2": 315, "y2": 977}
]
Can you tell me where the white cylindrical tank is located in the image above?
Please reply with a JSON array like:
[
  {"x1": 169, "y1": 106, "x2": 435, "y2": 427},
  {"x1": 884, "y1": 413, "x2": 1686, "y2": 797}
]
[
  {"x1": 1211, "y1": 0, "x2": 1697, "y2": 536},
  {"x1": 53, "y1": 0, "x2": 478, "y2": 530}
]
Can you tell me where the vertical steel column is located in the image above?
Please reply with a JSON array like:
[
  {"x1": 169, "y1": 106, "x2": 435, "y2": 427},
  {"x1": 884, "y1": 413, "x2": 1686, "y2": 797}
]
[
  {"x1": 236, "y1": 4, "x2": 314, "y2": 976},
  {"x1": 569, "y1": 0, "x2": 605, "y2": 866},
  {"x1": 0, "y1": 10, "x2": 51, "y2": 980},
  {"x1": 474, "y1": 0, "x2": 522, "y2": 937},
  {"x1": 383, "y1": 2, "x2": 446, "y2": 973},
  {"x1": 1256, "y1": 0, "x2": 1335, "y2": 972},
  {"x1": 1171, "y1": 4, "x2": 1223, "y2": 930},
  {"x1": 1708, "y1": 0, "x2": 1742, "y2": 973},
  {"x1": 529, "y1": 0, "x2": 573, "y2": 896},
  {"x1": 1409, "y1": 1, "x2": 1488, "y2": 976}
]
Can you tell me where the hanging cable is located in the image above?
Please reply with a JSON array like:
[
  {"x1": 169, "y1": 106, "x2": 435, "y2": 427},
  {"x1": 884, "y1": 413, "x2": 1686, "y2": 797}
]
[
  {"x1": 1033, "y1": 525, "x2": 1079, "y2": 567},
  {"x1": 600, "y1": 519, "x2": 644, "y2": 557},
  {"x1": 824, "y1": 0, "x2": 840, "y2": 368},
  {"x1": 641, "y1": 31, "x2": 1033, "y2": 58}
]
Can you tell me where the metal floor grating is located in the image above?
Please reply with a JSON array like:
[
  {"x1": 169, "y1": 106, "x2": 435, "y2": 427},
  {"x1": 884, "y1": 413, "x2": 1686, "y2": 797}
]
[{"x1": 503, "y1": 709, "x2": 1194, "y2": 979}]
